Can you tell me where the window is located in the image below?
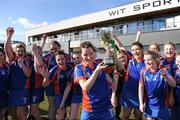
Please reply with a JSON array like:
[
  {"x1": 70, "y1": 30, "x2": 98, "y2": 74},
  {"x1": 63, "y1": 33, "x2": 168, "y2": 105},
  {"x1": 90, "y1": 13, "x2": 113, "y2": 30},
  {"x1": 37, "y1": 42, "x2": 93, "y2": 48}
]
[
  {"x1": 166, "y1": 18, "x2": 173, "y2": 28},
  {"x1": 112, "y1": 25, "x2": 119, "y2": 36},
  {"x1": 128, "y1": 22, "x2": 137, "y2": 33},
  {"x1": 123, "y1": 24, "x2": 128, "y2": 34},
  {"x1": 153, "y1": 20, "x2": 159, "y2": 31},
  {"x1": 80, "y1": 30, "x2": 88, "y2": 40},
  {"x1": 88, "y1": 29, "x2": 93, "y2": 39},
  {"x1": 152, "y1": 19, "x2": 165, "y2": 31},
  {"x1": 118, "y1": 24, "x2": 123, "y2": 35},
  {"x1": 174, "y1": 15, "x2": 180, "y2": 28},
  {"x1": 143, "y1": 20, "x2": 152, "y2": 32},
  {"x1": 137, "y1": 22, "x2": 144, "y2": 31}
]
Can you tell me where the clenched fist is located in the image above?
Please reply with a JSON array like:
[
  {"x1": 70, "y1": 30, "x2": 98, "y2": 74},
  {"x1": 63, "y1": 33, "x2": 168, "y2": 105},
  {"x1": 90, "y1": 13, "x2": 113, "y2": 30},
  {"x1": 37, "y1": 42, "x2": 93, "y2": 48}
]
[{"x1": 6, "y1": 27, "x2": 14, "y2": 37}]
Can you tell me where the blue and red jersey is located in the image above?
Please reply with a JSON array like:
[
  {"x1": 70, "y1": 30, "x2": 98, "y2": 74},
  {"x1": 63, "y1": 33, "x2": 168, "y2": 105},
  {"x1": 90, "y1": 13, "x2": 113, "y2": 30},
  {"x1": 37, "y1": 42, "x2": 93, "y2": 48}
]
[
  {"x1": 160, "y1": 57, "x2": 176, "y2": 75},
  {"x1": 31, "y1": 66, "x2": 44, "y2": 89},
  {"x1": 120, "y1": 58, "x2": 145, "y2": 108},
  {"x1": 69, "y1": 67, "x2": 82, "y2": 95},
  {"x1": 127, "y1": 51, "x2": 133, "y2": 60},
  {"x1": 140, "y1": 68, "x2": 174, "y2": 108},
  {"x1": 10, "y1": 58, "x2": 31, "y2": 90},
  {"x1": 174, "y1": 66, "x2": 180, "y2": 104},
  {"x1": 48, "y1": 63, "x2": 73, "y2": 95},
  {"x1": 43, "y1": 53, "x2": 57, "y2": 70},
  {"x1": 74, "y1": 62, "x2": 112, "y2": 112},
  {"x1": 30, "y1": 56, "x2": 45, "y2": 89},
  {"x1": 0, "y1": 63, "x2": 10, "y2": 98}
]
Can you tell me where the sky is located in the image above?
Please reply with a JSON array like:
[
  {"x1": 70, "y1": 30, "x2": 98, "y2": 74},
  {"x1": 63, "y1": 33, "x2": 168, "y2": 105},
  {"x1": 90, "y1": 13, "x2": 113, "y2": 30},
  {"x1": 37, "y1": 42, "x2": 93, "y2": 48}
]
[{"x1": 0, "y1": 0, "x2": 139, "y2": 42}]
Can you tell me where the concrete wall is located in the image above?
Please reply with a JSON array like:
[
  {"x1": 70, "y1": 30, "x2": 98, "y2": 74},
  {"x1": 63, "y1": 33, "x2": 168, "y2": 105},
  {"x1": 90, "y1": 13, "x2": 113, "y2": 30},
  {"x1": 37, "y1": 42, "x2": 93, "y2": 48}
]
[
  {"x1": 119, "y1": 29, "x2": 180, "y2": 47},
  {"x1": 26, "y1": 29, "x2": 180, "y2": 57},
  {"x1": 68, "y1": 29, "x2": 180, "y2": 49},
  {"x1": 68, "y1": 29, "x2": 180, "y2": 58}
]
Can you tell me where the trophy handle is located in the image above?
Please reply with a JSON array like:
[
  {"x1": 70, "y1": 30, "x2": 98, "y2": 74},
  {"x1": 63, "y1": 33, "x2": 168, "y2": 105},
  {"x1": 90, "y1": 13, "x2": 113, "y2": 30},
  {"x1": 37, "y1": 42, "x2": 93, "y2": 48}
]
[
  {"x1": 111, "y1": 40, "x2": 119, "y2": 71},
  {"x1": 111, "y1": 40, "x2": 120, "y2": 82}
]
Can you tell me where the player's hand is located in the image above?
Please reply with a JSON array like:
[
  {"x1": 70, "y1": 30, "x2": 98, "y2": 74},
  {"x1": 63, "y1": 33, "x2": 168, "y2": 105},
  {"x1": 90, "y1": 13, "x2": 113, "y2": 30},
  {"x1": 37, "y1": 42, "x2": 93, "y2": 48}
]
[
  {"x1": 39, "y1": 67, "x2": 50, "y2": 79},
  {"x1": 139, "y1": 103, "x2": 144, "y2": 112},
  {"x1": 169, "y1": 94, "x2": 174, "y2": 106},
  {"x1": 105, "y1": 49, "x2": 114, "y2": 57},
  {"x1": 32, "y1": 43, "x2": 38, "y2": 52},
  {"x1": 161, "y1": 69, "x2": 168, "y2": 80},
  {"x1": 6, "y1": 27, "x2": 14, "y2": 37},
  {"x1": 41, "y1": 34, "x2": 47, "y2": 41},
  {"x1": 42, "y1": 78, "x2": 50, "y2": 87},
  {"x1": 96, "y1": 62, "x2": 108, "y2": 72},
  {"x1": 18, "y1": 58, "x2": 25, "y2": 67},
  {"x1": 111, "y1": 93, "x2": 117, "y2": 107}
]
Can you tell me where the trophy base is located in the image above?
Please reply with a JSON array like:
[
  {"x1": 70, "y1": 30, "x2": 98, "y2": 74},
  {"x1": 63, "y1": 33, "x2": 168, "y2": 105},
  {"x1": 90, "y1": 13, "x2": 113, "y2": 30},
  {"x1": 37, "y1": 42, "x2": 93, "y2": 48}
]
[
  {"x1": 104, "y1": 63, "x2": 114, "y2": 66},
  {"x1": 103, "y1": 57, "x2": 114, "y2": 66}
]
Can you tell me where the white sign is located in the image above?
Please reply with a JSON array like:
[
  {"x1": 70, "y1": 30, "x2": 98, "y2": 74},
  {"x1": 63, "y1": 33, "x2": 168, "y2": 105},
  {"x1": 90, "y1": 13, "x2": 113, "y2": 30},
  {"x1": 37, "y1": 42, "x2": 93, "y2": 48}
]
[{"x1": 108, "y1": 0, "x2": 180, "y2": 18}]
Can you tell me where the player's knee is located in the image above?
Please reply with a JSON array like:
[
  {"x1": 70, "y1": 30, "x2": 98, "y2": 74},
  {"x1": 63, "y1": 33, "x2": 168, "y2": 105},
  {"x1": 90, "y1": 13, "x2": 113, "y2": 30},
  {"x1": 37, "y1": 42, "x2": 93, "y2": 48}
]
[
  {"x1": 133, "y1": 109, "x2": 142, "y2": 120},
  {"x1": 122, "y1": 108, "x2": 131, "y2": 120},
  {"x1": 70, "y1": 114, "x2": 78, "y2": 120}
]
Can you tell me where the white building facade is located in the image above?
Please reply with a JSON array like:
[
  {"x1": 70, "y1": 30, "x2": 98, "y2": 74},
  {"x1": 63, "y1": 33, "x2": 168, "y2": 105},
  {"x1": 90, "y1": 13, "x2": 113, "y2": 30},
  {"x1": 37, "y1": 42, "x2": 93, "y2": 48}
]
[{"x1": 26, "y1": 0, "x2": 180, "y2": 56}]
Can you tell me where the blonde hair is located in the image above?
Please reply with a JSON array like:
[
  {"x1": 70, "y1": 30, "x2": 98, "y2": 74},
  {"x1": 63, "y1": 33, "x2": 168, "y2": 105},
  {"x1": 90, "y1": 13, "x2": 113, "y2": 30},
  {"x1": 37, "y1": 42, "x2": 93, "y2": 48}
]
[
  {"x1": 149, "y1": 43, "x2": 160, "y2": 51},
  {"x1": 144, "y1": 50, "x2": 160, "y2": 66},
  {"x1": 164, "y1": 41, "x2": 176, "y2": 49},
  {"x1": 16, "y1": 42, "x2": 26, "y2": 53}
]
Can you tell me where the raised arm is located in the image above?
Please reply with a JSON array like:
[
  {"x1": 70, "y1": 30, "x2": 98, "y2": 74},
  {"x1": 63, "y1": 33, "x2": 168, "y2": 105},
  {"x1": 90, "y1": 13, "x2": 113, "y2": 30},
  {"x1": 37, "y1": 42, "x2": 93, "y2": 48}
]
[
  {"x1": 32, "y1": 44, "x2": 44, "y2": 66},
  {"x1": 135, "y1": 29, "x2": 142, "y2": 42},
  {"x1": 5, "y1": 27, "x2": 15, "y2": 63},
  {"x1": 40, "y1": 34, "x2": 47, "y2": 50},
  {"x1": 112, "y1": 33, "x2": 126, "y2": 51}
]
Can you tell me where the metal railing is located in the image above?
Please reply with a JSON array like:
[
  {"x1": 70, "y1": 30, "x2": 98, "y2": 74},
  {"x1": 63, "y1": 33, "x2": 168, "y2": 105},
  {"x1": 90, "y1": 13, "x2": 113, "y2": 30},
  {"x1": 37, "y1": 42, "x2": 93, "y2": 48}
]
[{"x1": 29, "y1": 21, "x2": 180, "y2": 45}]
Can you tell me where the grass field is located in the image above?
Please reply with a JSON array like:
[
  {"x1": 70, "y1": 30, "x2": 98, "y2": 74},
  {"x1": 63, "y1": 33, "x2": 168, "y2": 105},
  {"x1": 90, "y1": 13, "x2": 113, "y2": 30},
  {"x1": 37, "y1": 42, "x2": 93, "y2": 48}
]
[
  {"x1": 39, "y1": 95, "x2": 82, "y2": 120},
  {"x1": 39, "y1": 95, "x2": 49, "y2": 119}
]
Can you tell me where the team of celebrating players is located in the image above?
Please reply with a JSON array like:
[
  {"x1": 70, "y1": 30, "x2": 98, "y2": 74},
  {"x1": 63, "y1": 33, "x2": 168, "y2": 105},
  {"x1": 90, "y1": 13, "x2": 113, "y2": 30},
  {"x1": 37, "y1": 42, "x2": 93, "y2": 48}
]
[{"x1": 0, "y1": 27, "x2": 180, "y2": 120}]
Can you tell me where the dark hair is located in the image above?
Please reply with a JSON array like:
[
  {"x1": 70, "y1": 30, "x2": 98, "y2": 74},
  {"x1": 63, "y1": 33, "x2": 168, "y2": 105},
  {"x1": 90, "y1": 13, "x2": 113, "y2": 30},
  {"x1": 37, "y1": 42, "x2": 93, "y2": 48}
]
[
  {"x1": 55, "y1": 50, "x2": 66, "y2": 58},
  {"x1": 144, "y1": 50, "x2": 160, "y2": 60},
  {"x1": 131, "y1": 42, "x2": 143, "y2": 49},
  {"x1": 50, "y1": 41, "x2": 61, "y2": 48},
  {"x1": 144, "y1": 50, "x2": 160, "y2": 65},
  {"x1": 80, "y1": 41, "x2": 96, "y2": 53},
  {"x1": 37, "y1": 45, "x2": 42, "y2": 51},
  {"x1": 0, "y1": 47, "x2": 5, "y2": 55},
  {"x1": 117, "y1": 49, "x2": 128, "y2": 56}
]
